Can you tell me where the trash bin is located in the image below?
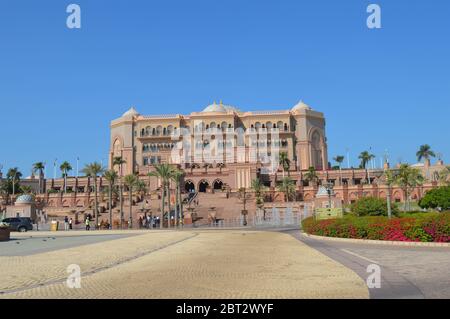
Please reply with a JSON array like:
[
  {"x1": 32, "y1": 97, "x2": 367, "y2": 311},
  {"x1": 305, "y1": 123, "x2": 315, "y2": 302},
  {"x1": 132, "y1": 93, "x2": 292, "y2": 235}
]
[{"x1": 50, "y1": 220, "x2": 59, "y2": 231}]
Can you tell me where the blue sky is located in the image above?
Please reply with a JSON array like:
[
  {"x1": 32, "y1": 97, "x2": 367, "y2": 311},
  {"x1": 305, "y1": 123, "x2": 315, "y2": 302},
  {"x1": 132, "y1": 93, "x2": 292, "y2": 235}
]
[{"x1": 0, "y1": 0, "x2": 449, "y2": 177}]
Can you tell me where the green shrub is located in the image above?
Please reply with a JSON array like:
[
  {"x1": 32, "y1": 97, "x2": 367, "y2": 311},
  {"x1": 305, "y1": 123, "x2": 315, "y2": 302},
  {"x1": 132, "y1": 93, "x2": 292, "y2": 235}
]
[
  {"x1": 350, "y1": 196, "x2": 398, "y2": 217},
  {"x1": 419, "y1": 186, "x2": 450, "y2": 210}
]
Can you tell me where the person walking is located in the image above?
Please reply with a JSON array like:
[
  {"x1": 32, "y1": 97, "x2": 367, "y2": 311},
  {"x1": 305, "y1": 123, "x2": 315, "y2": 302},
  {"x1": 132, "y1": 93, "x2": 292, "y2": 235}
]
[
  {"x1": 69, "y1": 218, "x2": 73, "y2": 230},
  {"x1": 85, "y1": 217, "x2": 90, "y2": 231},
  {"x1": 64, "y1": 216, "x2": 69, "y2": 231}
]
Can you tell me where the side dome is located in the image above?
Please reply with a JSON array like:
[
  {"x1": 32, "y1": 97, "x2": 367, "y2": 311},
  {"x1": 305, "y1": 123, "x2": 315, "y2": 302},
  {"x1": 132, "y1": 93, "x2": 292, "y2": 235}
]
[
  {"x1": 122, "y1": 107, "x2": 140, "y2": 117},
  {"x1": 15, "y1": 194, "x2": 34, "y2": 204},
  {"x1": 291, "y1": 100, "x2": 312, "y2": 112},
  {"x1": 202, "y1": 102, "x2": 227, "y2": 113}
]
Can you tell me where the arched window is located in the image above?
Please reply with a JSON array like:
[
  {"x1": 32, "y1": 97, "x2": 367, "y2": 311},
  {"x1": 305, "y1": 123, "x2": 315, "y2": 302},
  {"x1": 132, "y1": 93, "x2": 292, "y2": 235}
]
[
  {"x1": 277, "y1": 121, "x2": 283, "y2": 129},
  {"x1": 255, "y1": 122, "x2": 261, "y2": 130},
  {"x1": 185, "y1": 180, "x2": 195, "y2": 193},
  {"x1": 221, "y1": 121, "x2": 227, "y2": 130},
  {"x1": 284, "y1": 123, "x2": 288, "y2": 131},
  {"x1": 213, "y1": 180, "x2": 223, "y2": 190},
  {"x1": 198, "y1": 180, "x2": 209, "y2": 193}
]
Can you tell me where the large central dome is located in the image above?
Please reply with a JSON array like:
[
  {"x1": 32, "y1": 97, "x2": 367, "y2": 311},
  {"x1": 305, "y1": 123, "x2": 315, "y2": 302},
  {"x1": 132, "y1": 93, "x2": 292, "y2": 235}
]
[
  {"x1": 202, "y1": 101, "x2": 241, "y2": 113},
  {"x1": 202, "y1": 102, "x2": 227, "y2": 113}
]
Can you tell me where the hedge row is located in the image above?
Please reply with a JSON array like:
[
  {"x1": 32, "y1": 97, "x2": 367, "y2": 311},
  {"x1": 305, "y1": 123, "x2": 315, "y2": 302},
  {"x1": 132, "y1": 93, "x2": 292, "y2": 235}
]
[{"x1": 302, "y1": 213, "x2": 450, "y2": 243}]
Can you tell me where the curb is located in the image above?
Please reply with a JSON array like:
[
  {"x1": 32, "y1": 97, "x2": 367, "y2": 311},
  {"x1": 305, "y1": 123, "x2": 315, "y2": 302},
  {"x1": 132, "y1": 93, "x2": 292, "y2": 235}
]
[{"x1": 301, "y1": 232, "x2": 450, "y2": 248}]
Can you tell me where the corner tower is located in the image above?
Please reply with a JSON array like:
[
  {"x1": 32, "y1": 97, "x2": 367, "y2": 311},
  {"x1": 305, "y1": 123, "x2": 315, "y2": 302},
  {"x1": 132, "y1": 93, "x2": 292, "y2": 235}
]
[
  {"x1": 291, "y1": 101, "x2": 328, "y2": 170},
  {"x1": 109, "y1": 107, "x2": 139, "y2": 175}
]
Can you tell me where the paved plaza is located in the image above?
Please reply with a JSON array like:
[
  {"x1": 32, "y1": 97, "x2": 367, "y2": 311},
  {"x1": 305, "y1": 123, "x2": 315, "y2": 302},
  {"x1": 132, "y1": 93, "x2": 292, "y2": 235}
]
[
  {"x1": 1, "y1": 229, "x2": 449, "y2": 299},
  {"x1": 0, "y1": 229, "x2": 368, "y2": 299}
]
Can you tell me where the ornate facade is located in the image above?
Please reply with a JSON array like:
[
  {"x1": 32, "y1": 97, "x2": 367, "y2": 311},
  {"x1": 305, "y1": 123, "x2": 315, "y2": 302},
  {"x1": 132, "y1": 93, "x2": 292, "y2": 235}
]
[{"x1": 109, "y1": 101, "x2": 328, "y2": 191}]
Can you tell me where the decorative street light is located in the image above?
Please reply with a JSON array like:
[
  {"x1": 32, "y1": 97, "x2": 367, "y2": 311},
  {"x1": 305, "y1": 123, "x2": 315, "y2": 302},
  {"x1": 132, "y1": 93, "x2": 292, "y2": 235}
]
[{"x1": 324, "y1": 182, "x2": 334, "y2": 209}]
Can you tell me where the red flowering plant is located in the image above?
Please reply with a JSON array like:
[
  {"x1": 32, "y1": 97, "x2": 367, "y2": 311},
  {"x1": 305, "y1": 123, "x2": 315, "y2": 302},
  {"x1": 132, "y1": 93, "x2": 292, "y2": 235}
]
[{"x1": 301, "y1": 213, "x2": 450, "y2": 243}]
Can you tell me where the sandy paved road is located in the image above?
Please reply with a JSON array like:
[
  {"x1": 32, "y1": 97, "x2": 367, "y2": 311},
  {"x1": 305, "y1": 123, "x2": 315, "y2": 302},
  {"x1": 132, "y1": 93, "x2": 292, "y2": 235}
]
[{"x1": 0, "y1": 230, "x2": 368, "y2": 299}]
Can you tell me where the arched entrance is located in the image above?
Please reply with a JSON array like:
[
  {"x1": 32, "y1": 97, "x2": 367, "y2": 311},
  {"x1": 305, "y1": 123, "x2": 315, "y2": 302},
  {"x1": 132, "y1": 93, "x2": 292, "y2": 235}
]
[
  {"x1": 198, "y1": 180, "x2": 209, "y2": 193},
  {"x1": 213, "y1": 179, "x2": 223, "y2": 190},
  {"x1": 185, "y1": 180, "x2": 195, "y2": 193}
]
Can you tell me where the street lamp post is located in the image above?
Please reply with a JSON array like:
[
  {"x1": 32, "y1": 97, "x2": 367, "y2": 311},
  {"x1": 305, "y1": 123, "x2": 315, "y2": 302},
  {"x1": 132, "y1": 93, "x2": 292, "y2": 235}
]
[{"x1": 324, "y1": 182, "x2": 334, "y2": 209}]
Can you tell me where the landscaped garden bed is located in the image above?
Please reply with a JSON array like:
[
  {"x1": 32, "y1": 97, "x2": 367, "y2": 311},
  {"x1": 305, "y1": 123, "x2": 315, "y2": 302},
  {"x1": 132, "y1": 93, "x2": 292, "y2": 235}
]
[{"x1": 302, "y1": 213, "x2": 450, "y2": 243}]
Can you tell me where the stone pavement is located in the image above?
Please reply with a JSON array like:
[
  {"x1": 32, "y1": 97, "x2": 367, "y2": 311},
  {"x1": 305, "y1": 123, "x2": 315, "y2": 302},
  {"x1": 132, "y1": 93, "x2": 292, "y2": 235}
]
[{"x1": 0, "y1": 230, "x2": 368, "y2": 299}]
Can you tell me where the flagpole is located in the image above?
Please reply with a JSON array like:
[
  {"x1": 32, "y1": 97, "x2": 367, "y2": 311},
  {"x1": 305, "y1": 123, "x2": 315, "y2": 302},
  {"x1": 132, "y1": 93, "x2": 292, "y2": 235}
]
[{"x1": 53, "y1": 159, "x2": 57, "y2": 179}]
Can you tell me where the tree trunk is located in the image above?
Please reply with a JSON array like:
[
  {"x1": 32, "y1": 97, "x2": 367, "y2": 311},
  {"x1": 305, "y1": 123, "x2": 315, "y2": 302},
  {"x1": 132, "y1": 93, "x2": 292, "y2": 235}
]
[
  {"x1": 129, "y1": 187, "x2": 133, "y2": 229},
  {"x1": 403, "y1": 189, "x2": 408, "y2": 211},
  {"x1": 94, "y1": 176, "x2": 98, "y2": 229},
  {"x1": 119, "y1": 181, "x2": 123, "y2": 229},
  {"x1": 160, "y1": 184, "x2": 165, "y2": 229},
  {"x1": 178, "y1": 183, "x2": 183, "y2": 228},
  {"x1": 387, "y1": 184, "x2": 392, "y2": 219},
  {"x1": 167, "y1": 184, "x2": 171, "y2": 228},
  {"x1": 109, "y1": 185, "x2": 113, "y2": 229},
  {"x1": 174, "y1": 184, "x2": 179, "y2": 228}
]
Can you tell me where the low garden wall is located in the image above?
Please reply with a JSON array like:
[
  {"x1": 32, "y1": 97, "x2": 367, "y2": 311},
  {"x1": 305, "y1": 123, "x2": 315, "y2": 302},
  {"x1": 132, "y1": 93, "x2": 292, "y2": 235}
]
[{"x1": 302, "y1": 213, "x2": 450, "y2": 243}]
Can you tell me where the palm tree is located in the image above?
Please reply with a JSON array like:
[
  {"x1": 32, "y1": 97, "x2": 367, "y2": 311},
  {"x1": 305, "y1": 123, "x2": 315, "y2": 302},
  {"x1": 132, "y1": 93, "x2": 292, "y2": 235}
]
[
  {"x1": 60, "y1": 161, "x2": 72, "y2": 193},
  {"x1": 123, "y1": 174, "x2": 138, "y2": 228},
  {"x1": 395, "y1": 164, "x2": 424, "y2": 211},
  {"x1": 416, "y1": 144, "x2": 436, "y2": 163},
  {"x1": 113, "y1": 156, "x2": 127, "y2": 228},
  {"x1": 32, "y1": 162, "x2": 45, "y2": 193},
  {"x1": 148, "y1": 164, "x2": 174, "y2": 228},
  {"x1": 20, "y1": 185, "x2": 33, "y2": 194},
  {"x1": 7, "y1": 168, "x2": 22, "y2": 196},
  {"x1": 171, "y1": 169, "x2": 184, "y2": 228},
  {"x1": 279, "y1": 152, "x2": 290, "y2": 177},
  {"x1": 383, "y1": 169, "x2": 397, "y2": 219},
  {"x1": 359, "y1": 151, "x2": 375, "y2": 183},
  {"x1": 304, "y1": 166, "x2": 319, "y2": 186},
  {"x1": 103, "y1": 169, "x2": 118, "y2": 229},
  {"x1": 135, "y1": 179, "x2": 147, "y2": 199},
  {"x1": 333, "y1": 155, "x2": 345, "y2": 185},
  {"x1": 82, "y1": 162, "x2": 105, "y2": 228},
  {"x1": 251, "y1": 179, "x2": 267, "y2": 217},
  {"x1": 277, "y1": 177, "x2": 296, "y2": 202}
]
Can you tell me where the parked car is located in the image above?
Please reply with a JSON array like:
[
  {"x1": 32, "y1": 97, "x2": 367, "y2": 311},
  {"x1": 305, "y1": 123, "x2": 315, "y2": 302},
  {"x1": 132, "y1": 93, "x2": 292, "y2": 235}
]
[{"x1": 1, "y1": 217, "x2": 34, "y2": 232}]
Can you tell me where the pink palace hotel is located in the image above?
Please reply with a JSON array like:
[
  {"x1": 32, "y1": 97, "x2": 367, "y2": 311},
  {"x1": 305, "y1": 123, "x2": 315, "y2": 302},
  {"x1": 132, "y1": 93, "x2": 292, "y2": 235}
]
[{"x1": 1, "y1": 101, "x2": 447, "y2": 222}]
